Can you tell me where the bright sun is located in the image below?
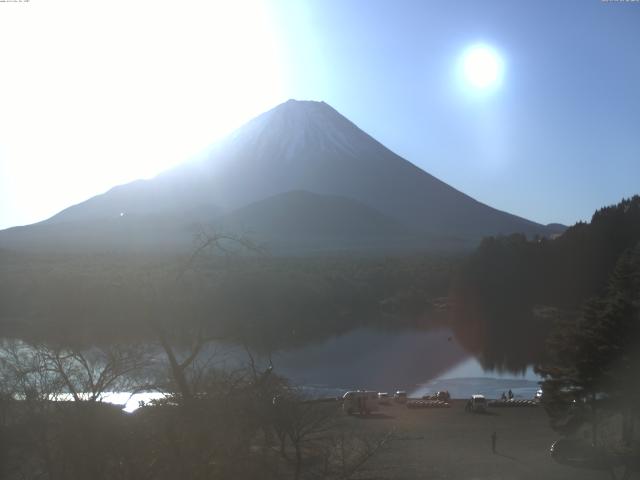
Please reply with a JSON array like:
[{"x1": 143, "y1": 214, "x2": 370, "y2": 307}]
[{"x1": 460, "y1": 44, "x2": 504, "y2": 90}]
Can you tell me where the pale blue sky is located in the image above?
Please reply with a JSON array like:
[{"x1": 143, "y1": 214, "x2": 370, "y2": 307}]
[
  {"x1": 1, "y1": 0, "x2": 638, "y2": 229},
  {"x1": 274, "y1": 0, "x2": 640, "y2": 226}
]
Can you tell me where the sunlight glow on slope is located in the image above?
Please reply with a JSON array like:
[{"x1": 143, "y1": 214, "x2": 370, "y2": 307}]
[{"x1": 0, "y1": 0, "x2": 287, "y2": 229}]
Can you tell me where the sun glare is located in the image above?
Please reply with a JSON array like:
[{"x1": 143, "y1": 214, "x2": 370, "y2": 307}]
[
  {"x1": 0, "y1": 0, "x2": 287, "y2": 228},
  {"x1": 460, "y1": 44, "x2": 504, "y2": 91}
]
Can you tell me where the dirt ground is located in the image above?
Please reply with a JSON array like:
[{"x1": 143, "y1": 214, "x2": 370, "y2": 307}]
[{"x1": 342, "y1": 400, "x2": 619, "y2": 480}]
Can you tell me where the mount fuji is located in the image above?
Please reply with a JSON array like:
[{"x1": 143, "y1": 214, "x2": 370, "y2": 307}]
[{"x1": 0, "y1": 100, "x2": 561, "y2": 254}]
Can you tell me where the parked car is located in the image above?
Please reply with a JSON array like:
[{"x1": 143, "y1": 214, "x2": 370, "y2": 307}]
[
  {"x1": 465, "y1": 394, "x2": 487, "y2": 413},
  {"x1": 377, "y1": 392, "x2": 391, "y2": 405},
  {"x1": 394, "y1": 390, "x2": 407, "y2": 403},
  {"x1": 343, "y1": 391, "x2": 380, "y2": 415}
]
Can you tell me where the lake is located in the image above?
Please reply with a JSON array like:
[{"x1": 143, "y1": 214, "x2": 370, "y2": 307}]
[
  {"x1": 271, "y1": 325, "x2": 541, "y2": 400},
  {"x1": 113, "y1": 325, "x2": 541, "y2": 412},
  {"x1": 2, "y1": 324, "x2": 541, "y2": 413}
]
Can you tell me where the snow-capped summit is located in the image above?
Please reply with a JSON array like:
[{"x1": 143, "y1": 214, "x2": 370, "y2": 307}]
[{"x1": 214, "y1": 99, "x2": 375, "y2": 165}]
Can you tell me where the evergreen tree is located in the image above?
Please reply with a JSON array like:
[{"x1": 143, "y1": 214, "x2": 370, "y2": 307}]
[
  {"x1": 453, "y1": 196, "x2": 640, "y2": 371},
  {"x1": 538, "y1": 243, "x2": 640, "y2": 440}
]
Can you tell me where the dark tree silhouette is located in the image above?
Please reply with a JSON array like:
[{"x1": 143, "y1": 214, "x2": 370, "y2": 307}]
[
  {"x1": 452, "y1": 196, "x2": 640, "y2": 371},
  {"x1": 537, "y1": 244, "x2": 640, "y2": 479}
]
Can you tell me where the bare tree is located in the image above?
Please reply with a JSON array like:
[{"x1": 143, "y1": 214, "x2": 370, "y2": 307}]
[
  {"x1": 0, "y1": 339, "x2": 154, "y2": 480},
  {"x1": 147, "y1": 229, "x2": 263, "y2": 403},
  {"x1": 272, "y1": 393, "x2": 340, "y2": 480},
  {"x1": 271, "y1": 391, "x2": 393, "y2": 480},
  {"x1": 36, "y1": 342, "x2": 151, "y2": 404}
]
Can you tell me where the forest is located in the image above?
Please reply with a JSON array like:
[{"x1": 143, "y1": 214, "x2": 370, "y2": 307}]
[
  {"x1": 452, "y1": 195, "x2": 640, "y2": 381},
  {"x1": 0, "y1": 248, "x2": 459, "y2": 350}
]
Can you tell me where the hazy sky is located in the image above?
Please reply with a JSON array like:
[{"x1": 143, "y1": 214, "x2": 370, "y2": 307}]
[{"x1": 1, "y1": 0, "x2": 638, "y2": 229}]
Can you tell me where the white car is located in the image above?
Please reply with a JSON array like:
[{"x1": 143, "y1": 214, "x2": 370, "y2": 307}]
[{"x1": 465, "y1": 394, "x2": 487, "y2": 412}]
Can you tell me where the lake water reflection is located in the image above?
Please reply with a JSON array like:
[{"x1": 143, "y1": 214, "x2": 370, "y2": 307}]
[
  {"x1": 12, "y1": 324, "x2": 540, "y2": 413},
  {"x1": 271, "y1": 326, "x2": 541, "y2": 400}
]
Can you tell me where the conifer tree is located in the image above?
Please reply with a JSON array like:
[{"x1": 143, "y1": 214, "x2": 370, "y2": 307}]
[{"x1": 538, "y1": 243, "x2": 640, "y2": 438}]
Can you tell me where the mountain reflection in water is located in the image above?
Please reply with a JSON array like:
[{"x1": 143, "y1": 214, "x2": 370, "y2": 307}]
[{"x1": 272, "y1": 326, "x2": 541, "y2": 398}]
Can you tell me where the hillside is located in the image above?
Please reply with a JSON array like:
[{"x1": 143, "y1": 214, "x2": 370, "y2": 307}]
[{"x1": 215, "y1": 190, "x2": 455, "y2": 253}]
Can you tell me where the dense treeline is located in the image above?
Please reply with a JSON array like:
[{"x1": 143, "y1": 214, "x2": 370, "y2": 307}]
[
  {"x1": 0, "y1": 250, "x2": 459, "y2": 350},
  {"x1": 536, "y1": 243, "x2": 640, "y2": 477},
  {"x1": 539, "y1": 243, "x2": 640, "y2": 420},
  {"x1": 452, "y1": 196, "x2": 640, "y2": 370}
]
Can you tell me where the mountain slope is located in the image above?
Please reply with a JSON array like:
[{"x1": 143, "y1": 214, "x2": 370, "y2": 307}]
[
  {"x1": 189, "y1": 99, "x2": 548, "y2": 239},
  {"x1": 221, "y1": 190, "x2": 405, "y2": 236},
  {"x1": 216, "y1": 190, "x2": 433, "y2": 253},
  {"x1": 1, "y1": 99, "x2": 558, "y2": 253}
]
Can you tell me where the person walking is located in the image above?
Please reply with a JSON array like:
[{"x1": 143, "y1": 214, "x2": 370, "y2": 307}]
[{"x1": 491, "y1": 431, "x2": 497, "y2": 454}]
